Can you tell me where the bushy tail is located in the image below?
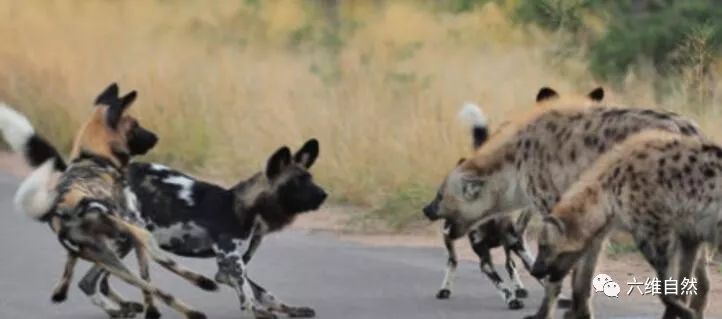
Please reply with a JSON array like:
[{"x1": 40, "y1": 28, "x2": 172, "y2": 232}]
[
  {"x1": 458, "y1": 102, "x2": 489, "y2": 150},
  {"x1": 0, "y1": 103, "x2": 66, "y2": 170},
  {"x1": 14, "y1": 159, "x2": 59, "y2": 220}
]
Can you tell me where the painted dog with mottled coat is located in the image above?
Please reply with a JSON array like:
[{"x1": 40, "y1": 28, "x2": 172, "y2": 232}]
[
  {"x1": 2, "y1": 83, "x2": 218, "y2": 319},
  {"x1": 422, "y1": 87, "x2": 704, "y2": 319},
  {"x1": 1, "y1": 103, "x2": 326, "y2": 319}
]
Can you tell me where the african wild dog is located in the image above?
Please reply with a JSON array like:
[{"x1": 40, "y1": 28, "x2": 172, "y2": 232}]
[
  {"x1": 3, "y1": 103, "x2": 326, "y2": 318},
  {"x1": 422, "y1": 87, "x2": 704, "y2": 319},
  {"x1": 423, "y1": 89, "x2": 604, "y2": 309},
  {"x1": 532, "y1": 130, "x2": 718, "y2": 319},
  {"x1": 1, "y1": 84, "x2": 218, "y2": 319}
]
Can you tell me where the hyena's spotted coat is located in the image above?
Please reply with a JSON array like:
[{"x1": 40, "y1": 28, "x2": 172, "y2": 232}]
[
  {"x1": 533, "y1": 130, "x2": 719, "y2": 319},
  {"x1": 423, "y1": 87, "x2": 704, "y2": 318}
]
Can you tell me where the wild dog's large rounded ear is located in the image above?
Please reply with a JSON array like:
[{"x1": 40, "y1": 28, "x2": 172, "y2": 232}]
[
  {"x1": 266, "y1": 146, "x2": 292, "y2": 180},
  {"x1": 587, "y1": 87, "x2": 604, "y2": 102},
  {"x1": 293, "y1": 138, "x2": 319, "y2": 169},
  {"x1": 536, "y1": 87, "x2": 559, "y2": 102},
  {"x1": 120, "y1": 91, "x2": 138, "y2": 108},
  {"x1": 95, "y1": 83, "x2": 119, "y2": 107}
]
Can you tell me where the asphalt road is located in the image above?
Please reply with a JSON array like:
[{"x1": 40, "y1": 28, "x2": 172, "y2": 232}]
[{"x1": 0, "y1": 172, "x2": 673, "y2": 319}]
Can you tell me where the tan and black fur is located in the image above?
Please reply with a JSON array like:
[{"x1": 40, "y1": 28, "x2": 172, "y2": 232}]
[
  {"x1": 16, "y1": 83, "x2": 217, "y2": 319},
  {"x1": 533, "y1": 130, "x2": 719, "y2": 319}
]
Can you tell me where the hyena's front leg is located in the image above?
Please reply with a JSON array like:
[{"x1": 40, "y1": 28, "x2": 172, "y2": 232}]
[
  {"x1": 436, "y1": 221, "x2": 458, "y2": 299},
  {"x1": 248, "y1": 278, "x2": 316, "y2": 318},
  {"x1": 524, "y1": 278, "x2": 562, "y2": 319},
  {"x1": 564, "y1": 236, "x2": 604, "y2": 319},
  {"x1": 470, "y1": 231, "x2": 522, "y2": 310},
  {"x1": 213, "y1": 237, "x2": 276, "y2": 319},
  {"x1": 637, "y1": 238, "x2": 696, "y2": 319}
]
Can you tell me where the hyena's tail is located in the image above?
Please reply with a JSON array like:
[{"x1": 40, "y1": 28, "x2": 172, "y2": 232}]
[
  {"x1": 0, "y1": 104, "x2": 64, "y2": 220},
  {"x1": 0, "y1": 104, "x2": 67, "y2": 171},
  {"x1": 458, "y1": 102, "x2": 489, "y2": 150}
]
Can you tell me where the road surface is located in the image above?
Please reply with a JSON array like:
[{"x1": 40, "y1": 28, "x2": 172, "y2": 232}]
[{"x1": 0, "y1": 172, "x2": 675, "y2": 318}]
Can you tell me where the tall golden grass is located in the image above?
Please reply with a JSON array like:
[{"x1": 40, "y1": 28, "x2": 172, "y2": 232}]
[{"x1": 1, "y1": 1, "x2": 720, "y2": 225}]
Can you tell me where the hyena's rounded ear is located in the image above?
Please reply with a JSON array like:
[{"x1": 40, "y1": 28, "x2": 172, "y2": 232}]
[
  {"x1": 536, "y1": 87, "x2": 559, "y2": 102},
  {"x1": 293, "y1": 138, "x2": 319, "y2": 169},
  {"x1": 456, "y1": 158, "x2": 466, "y2": 166},
  {"x1": 587, "y1": 87, "x2": 604, "y2": 102},
  {"x1": 266, "y1": 146, "x2": 292, "y2": 180},
  {"x1": 95, "y1": 82, "x2": 119, "y2": 107}
]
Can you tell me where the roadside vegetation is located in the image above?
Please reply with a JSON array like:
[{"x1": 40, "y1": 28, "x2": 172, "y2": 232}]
[{"x1": 1, "y1": 0, "x2": 721, "y2": 231}]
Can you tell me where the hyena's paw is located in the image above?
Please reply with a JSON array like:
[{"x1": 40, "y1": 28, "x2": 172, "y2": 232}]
[
  {"x1": 252, "y1": 308, "x2": 278, "y2": 319},
  {"x1": 436, "y1": 289, "x2": 451, "y2": 299},
  {"x1": 286, "y1": 306, "x2": 316, "y2": 318},
  {"x1": 563, "y1": 310, "x2": 590, "y2": 319},
  {"x1": 515, "y1": 288, "x2": 529, "y2": 299},
  {"x1": 144, "y1": 305, "x2": 161, "y2": 319},
  {"x1": 507, "y1": 299, "x2": 524, "y2": 310}
]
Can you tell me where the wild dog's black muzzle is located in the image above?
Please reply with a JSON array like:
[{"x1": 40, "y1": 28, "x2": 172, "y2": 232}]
[
  {"x1": 128, "y1": 127, "x2": 158, "y2": 156},
  {"x1": 530, "y1": 259, "x2": 548, "y2": 279}
]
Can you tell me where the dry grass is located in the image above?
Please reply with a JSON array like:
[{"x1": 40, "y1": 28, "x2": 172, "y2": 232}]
[{"x1": 1, "y1": 1, "x2": 720, "y2": 226}]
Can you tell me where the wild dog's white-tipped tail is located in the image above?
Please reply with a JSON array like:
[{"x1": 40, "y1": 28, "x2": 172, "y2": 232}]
[
  {"x1": 0, "y1": 103, "x2": 34, "y2": 153},
  {"x1": 15, "y1": 159, "x2": 58, "y2": 220},
  {"x1": 458, "y1": 102, "x2": 489, "y2": 150},
  {"x1": 458, "y1": 102, "x2": 487, "y2": 129}
]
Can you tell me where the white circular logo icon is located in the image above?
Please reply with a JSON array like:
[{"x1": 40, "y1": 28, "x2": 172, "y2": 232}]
[
  {"x1": 593, "y1": 273, "x2": 613, "y2": 292},
  {"x1": 603, "y1": 281, "x2": 621, "y2": 298}
]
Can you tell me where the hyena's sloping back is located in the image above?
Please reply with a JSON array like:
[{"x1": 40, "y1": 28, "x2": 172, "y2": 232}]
[{"x1": 464, "y1": 105, "x2": 702, "y2": 213}]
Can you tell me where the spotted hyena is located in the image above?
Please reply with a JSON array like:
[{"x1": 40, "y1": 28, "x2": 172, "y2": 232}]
[
  {"x1": 422, "y1": 86, "x2": 704, "y2": 318},
  {"x1": 533, "y1": 130, "x2": 717, "y2": 319}
]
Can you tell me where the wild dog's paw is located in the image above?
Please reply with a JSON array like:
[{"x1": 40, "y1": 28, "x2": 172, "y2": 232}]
[
  {"x1": 185, "y1": 310, "x2": 206, "y2": 319},
  {"x1": 556, "y1": 297, "x2": 572, "y2": 308},
  {"x1": 286, "y1": 306, "x2": 316, "y2": 318},
  {"x1": 515, "y1": 288, "x2": 529, "y2": 299},
  {"x1": 507, "y1": 299, "x2": 524, "y2": 310},
  {"x1": 196, "y1": 276, "x2": 219, "y2": 291},
  {"x1": 436, "y1": 289, "x2": 451, "y2": 299},
  {"x1": 107, "y1": 308, "x2": 137, "y2": 318},
  {"x1": 252, "y1": 308, "x2": 278, "y2": 319},
  {"x1": 51, "y1": 291, "x2": 68, "y2": 303},
  {"x1": 144, "y1": 305, "x2": 161, "y2": 319},
  {"x1": 214, "y1": 271, "x2": 232, "y2": 286},
  {"x1": 120, "y1": 301, "x2": 145, "y2": 314}
]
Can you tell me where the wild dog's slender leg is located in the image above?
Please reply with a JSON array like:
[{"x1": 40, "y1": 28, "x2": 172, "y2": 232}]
[
  {"x1": 524, "y1": 278, "x2": 562, "y2": 319},
  {"x1": 134, "y1": 243, "x2": 161, "y2": 319},
  {"x1": 247, "y1": 279, "x2": 316, "y2": 318},
  {"x1": 690, "y1": 253, "x2": 710, "y2": 318},
  {"x1": 79, "y1": 242, "x2": 207, "y2": 319},
  {"x1": 436, "y1": 220, "x2": 457, "y2": 299},
  {"x1": 503, "y1": 245, "x2": 527, "y2": 299},
  {"x1": 109, "y1": 216, "x2": 217, "y2": 292},
  {"x1": 242, "y1": 227, "x2": 263, "y2": 263},
  {"x1": 637, "y1": 237, "x2": 696, "y2": 319},
  {"x1": 213, "y1": 236, "x2": 276, "y2": 319},
  {"x1": 470, "y1": 230, "x2": 523, "y2": 310},
  {"x1": 99, "y1": 271, "x2": 145, "y2": 316},
  {"x1": 565, "y1": 236, "x2": 605, "y2": 319},
  {"x1": 51, "y1": 253, "x2": 77, "y2": 303},
  {"x1": 78, "y1": 264, "x2": 126, "y2": 317}
]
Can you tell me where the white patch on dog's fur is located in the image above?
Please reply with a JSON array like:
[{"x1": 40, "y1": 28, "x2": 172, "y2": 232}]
[
  {"x1": 14, "y1": 159, "x2": 58, "y2": 220},
  {"x1": 162, "y1": 175, "x2": 195, "y2": 206},
  {"x1": 458, "y1": 102, "x2": 487, "y2": 129},
  {"x1": 151, "y1": 163, "x2": 169, "y2": 171},
  {"x1": 151, "y1": 222, "x2": 212, "y2": 251},
  {"x1": 0, "y1": 103, "x2": 35, "y2": 153}
]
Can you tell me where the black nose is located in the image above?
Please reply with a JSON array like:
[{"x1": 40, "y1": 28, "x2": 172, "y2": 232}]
[
  {"x1": 318, "y1": 190, "x2": 328, "y2": 202},
  {"x1": 423, "y1": 205, "x2": 439, "y2": 221},
  {"x1": 530, "y1": 261, "x2": 547, "y2": 279}
]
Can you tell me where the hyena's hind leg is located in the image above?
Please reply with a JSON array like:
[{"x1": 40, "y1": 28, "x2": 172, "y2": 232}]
[
  {"x1": 470, "y1": 229, "x2": 523, "y2": 310},
  {"x1": 690, "y1": 251, "x2": 710, "y2": 318},
  {"x1": 675, "y1": 239, "x2": 707, "y2": 319},
  {"x1": 436, "y1": 220, "x2": 458, "y2": 299}
]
